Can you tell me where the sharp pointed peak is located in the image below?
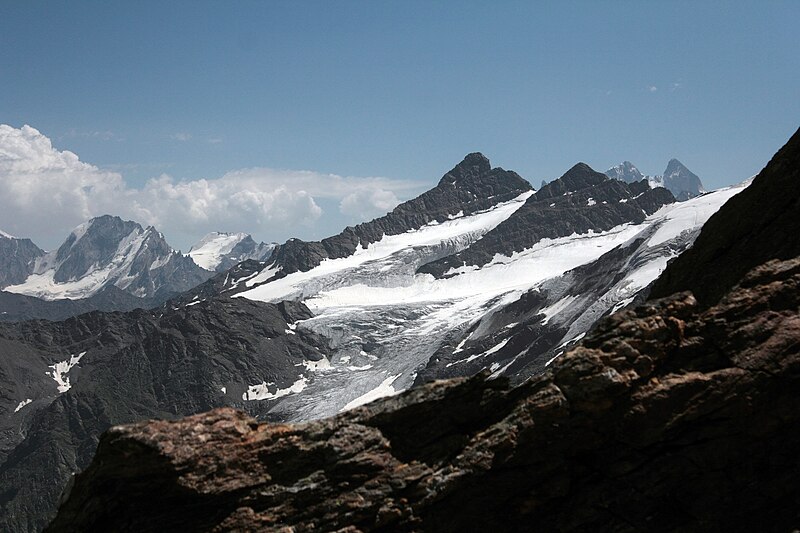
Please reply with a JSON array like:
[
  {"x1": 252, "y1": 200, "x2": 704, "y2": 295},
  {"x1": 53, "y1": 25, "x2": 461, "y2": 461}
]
[
  {"x1": 563, "y1": 162, "x2": 599, "y2": 177},
  {"x1": 461, "y1": 152, "x2": 490, "y2": 164},
  {"x1": 452, "y1": 152, "x2": 491, "y2": 174},
  {"x1": 437, "y1": 152, "x2": 493, "y2": 187},
  {"x1": 664, "y1": 158, "x2": 692, "y2": 172}
]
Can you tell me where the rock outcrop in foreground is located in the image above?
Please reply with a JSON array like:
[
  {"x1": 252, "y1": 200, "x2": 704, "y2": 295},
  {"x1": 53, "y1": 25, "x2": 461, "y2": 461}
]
[{"x1": 47, "y1": 257, "x2": 800, "y2": 532}]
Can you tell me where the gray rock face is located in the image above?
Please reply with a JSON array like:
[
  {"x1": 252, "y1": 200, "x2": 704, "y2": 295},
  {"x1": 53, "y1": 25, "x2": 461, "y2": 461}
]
[
  {"x1": 0, "y1": 235, "x2": 43, "y2": 287},
  {"x1": 662, "y1": 158, "x2": 705, "y2": 200},
  {"x1": 418, "y1": 163, "x2": 675, "y2": 278},
  {"x1": 50, "y1": 216, "x2": 143, "y2": 283}
]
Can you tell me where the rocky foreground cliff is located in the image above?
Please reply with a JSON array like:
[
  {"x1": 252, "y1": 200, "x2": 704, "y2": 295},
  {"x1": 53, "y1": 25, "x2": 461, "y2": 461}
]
[{"x1": 46, "y1": 256, "x2": 800, "y2": 532}]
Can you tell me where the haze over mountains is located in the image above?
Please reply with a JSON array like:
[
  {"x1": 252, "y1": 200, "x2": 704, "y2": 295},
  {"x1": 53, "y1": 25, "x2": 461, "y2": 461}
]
[{"x1": 0, "y1": 142, "x2": 746, "y2": 531}]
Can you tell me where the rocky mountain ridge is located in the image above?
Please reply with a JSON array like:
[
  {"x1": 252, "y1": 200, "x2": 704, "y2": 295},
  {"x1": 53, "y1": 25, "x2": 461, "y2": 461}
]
[
  {"x1": 264, "y1": 152, "x2": 533, "y2": 277},
  {"x1": 417, "y1": 162, "x2": 675, "y2": 278}
]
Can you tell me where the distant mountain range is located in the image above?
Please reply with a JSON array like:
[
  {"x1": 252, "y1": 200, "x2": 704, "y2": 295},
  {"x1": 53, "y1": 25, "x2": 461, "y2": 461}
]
[
  {"x1": 0, "y1": 216, "x2": 213, "y2": 320},
  {"x1": 605, "y1": 158, "x2": 705, "y2": 201},
  {"x1": 0, "y1": 221, "x2": 280, "y2": 321}
]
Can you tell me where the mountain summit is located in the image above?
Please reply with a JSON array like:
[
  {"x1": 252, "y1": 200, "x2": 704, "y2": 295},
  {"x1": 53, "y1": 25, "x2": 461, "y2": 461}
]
[
  {"x1": 4, "y1": 215, "x2": 211, "y2": 300},
  {"x1": 436, "y1": 152, "x2": 492, "y2": 186},
  {"x1": 188, "y1": 232, "x2": 276, "y2": 272},
  {"x1": 0, "y1": 232, "x2": 43, "y2": 287},
  {"x1": 662, "y1": 158, "x2": 706, "y2": 200},
  {"x1": 604, "y1": 160, "x2": 645, "y2": 183}
]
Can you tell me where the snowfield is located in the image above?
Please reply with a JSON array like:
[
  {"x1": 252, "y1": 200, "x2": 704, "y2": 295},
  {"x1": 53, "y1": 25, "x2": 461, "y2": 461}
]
[{"x1": 188, "y1": 232, "x2": 249, "y2": 271}]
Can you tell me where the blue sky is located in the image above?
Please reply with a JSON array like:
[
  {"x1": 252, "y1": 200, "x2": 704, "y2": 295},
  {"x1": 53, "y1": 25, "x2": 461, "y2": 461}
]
[{"x1": 1, "y1": 1, "x2": 798, "y2": 249}]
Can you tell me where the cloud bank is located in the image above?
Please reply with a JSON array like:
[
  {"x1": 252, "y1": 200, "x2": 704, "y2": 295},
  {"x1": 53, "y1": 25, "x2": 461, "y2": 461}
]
[{"x1": 0, "y1": 125, "x2": 421, "y2": 250}]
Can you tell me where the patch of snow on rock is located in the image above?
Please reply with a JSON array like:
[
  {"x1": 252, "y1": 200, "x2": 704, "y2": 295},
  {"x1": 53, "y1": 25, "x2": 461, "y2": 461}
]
[
  {"x1": 14, "y1": 399, "x2": 32, "y2": 412},
  {"x1": 47, "y1": 351, "x2": 86, "y2": 393}
]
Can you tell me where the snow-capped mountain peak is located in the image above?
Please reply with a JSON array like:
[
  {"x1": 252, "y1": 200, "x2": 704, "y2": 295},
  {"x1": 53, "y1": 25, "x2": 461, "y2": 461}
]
[
  {"x1": 189, "y1": 232, "x2": 250, "y2": 270},
  {"x1": 605, "y1": 161, "x2": 645, "y2": 184},
  {"x1": 4, "y1": 215, "x2": 211, "y2": 300},
  {"x1": 188, "y1": 232, "x2": 276, "y2": 272}
]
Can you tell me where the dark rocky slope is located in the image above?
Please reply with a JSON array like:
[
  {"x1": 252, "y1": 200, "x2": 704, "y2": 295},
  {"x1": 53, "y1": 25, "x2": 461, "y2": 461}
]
[
  {"x1": 266, "y1": 153, "x2": 532, "y2": 276},
  {"x1": 418, "y1": 163, "x2": 674, "y2": 278},
  {"x1": 0, "y1": 297, "x2": 329, "y2": 532},
  {"x1": 46, "y1": 257, "x2": 800, "y2": 532},
  {"x1": 0, "y1": 285, "x2": 166, "y2": 323},
  {"x1": 650, "y1": 127, "x2": 800, "y2": 306}
]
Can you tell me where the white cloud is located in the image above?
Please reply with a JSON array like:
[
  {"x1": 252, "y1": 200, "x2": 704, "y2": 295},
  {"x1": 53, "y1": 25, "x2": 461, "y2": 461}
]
[
  {"x1": 339, "y1": 188, "x2": 400, "y2": 220},
  {"x1": 648, "y1": 85, "x2": 658, "y2": 93},
  {"x1": 61, "y1": 128, "x2": 120, "y2": 141},
  {"x1": 0, "y1": 125, "x2": 421, "y2": 250},
  {"x1": 171, "y1": 132, "x2": 192, "y2": 142}
]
